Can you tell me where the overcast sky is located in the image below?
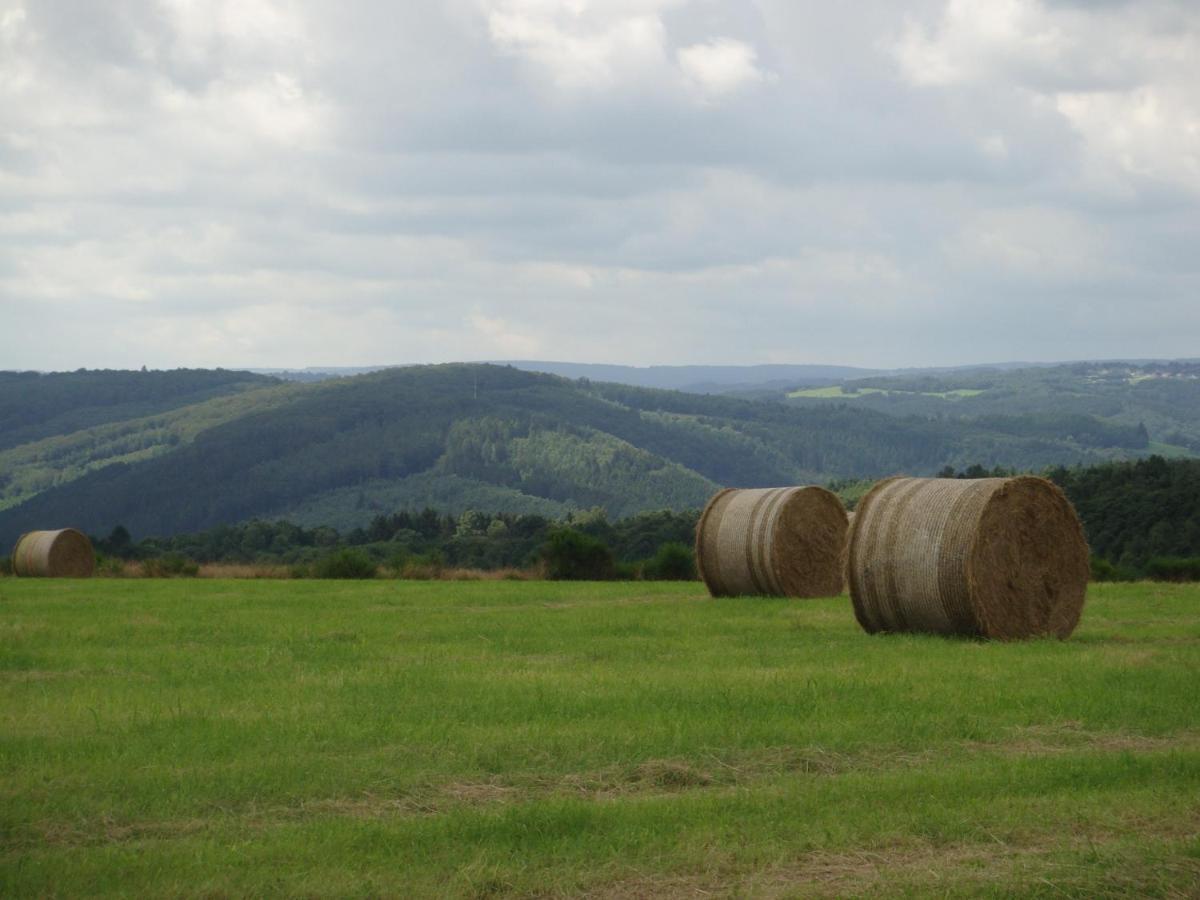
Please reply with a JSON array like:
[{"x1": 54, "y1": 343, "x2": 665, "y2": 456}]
[{"x1": 2, "y1": 0, "x2": 1197, "y2": 371}]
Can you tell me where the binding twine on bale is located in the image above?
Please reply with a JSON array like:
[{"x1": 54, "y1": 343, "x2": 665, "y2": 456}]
[
  {"x1": 696, "y1": 486, "x2": 848, "y2": 598},
  {"x1": 12, "y1": 529, "x2": 96, "y2": 578},
  {"x1": 847, "y1": 476, "x2": 1088, "y2": 639}
]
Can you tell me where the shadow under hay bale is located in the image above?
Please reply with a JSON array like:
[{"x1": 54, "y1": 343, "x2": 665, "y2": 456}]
[
  {"x1": 847, "y1": 476, "x2": 1088, "y2": 640},
  {"x1": 695, "y1": 486, "x2": 848, "y2": 598},
  {"x1": 12, "y1": 529, "x2": 96, "y2": 578}
]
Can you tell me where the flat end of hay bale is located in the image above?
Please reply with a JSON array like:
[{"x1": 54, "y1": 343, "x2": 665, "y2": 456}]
[
  {"x1": 969, "y1": 476, "x2": 1089, "y2": 640},
  {"x1": 773, "y1": 486, "x2": 849, "y2": 598}
]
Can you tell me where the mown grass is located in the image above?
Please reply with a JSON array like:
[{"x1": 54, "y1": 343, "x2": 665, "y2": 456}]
[{"x1": 1, "y1": 580, "x2": 1198, "y2": 897}]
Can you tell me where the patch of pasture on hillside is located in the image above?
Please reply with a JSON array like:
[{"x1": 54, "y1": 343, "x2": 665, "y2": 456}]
[{"x1": 1, "y1": 580, "x2": 1198, "y2": 897}]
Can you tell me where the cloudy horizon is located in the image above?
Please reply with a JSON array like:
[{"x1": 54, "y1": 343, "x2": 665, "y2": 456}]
[{"x1": 2, "y1": 0, "x2": 1198, "y2": 372}]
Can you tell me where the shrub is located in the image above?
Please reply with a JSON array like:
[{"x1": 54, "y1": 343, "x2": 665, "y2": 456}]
[
  {"x1": 0, "y1": 556, "x2": 11, "y2": 576},
  {"x1": 142, "y1": 554, "x2": 199, "y2": 578},
  {"x1": 1145, "y1": 556, "x2": 1200, "y2": 582},
  {"x1": 1090, "y1": 556, "x2": 1136, "y2": 582},
  {"x1": 95, "y1": 555, "x2": 129, "y2": 577},
  {"x1": 540, "y1": 527, "x2": 615, "y2": 580},
  {"x1": 614, "y1": 561, "x2": 640, "y2": 581},
  {"x1": 401, "y1": 550, "x2": 445, "y2": 579},
  {"x1": 386, "y1": 548, "x2": 411, "y2": 576},
  {"x1": 642, "y1": 542, "x2": 697, "y2": 581},
  {"x1": 313, "y1": 549, "x2": 378, "y2": 579}
]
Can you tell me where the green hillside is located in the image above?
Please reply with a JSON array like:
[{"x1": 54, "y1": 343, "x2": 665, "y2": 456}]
[
  {"x1": 0, "y1": 383, "x2": 309, "y2": 512},
  {"x1": 0, "y1": 363, "x2": 1188, "y2": 546},
  {"x1": 785, "y1": 361, "x2": 1200, "y2": 453},
  {"x1": 0, "y1": 368, "x2": 277, "y2": 451}
]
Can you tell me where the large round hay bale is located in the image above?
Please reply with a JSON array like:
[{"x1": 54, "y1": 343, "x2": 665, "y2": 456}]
[
  {"x1": 695, "y1": 486, "x2": 848, "y2": 598},
  {"x1": 12, "y1": 529, "x2": 96, "y2": 578},
  {"x1": 847, "y1": 476, "x2": 1088, "y2": 639}
]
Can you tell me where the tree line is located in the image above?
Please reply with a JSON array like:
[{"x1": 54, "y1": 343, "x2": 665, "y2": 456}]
[
  {"x1": 80, "y1": 507, "x2": 702, "y2": 581},
  {"x1": 0, "y1": 456, "x2": 1172, "y2": 582}
]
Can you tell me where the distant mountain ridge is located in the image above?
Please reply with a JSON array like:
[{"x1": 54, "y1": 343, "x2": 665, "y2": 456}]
[
  {"x1": 0, "y1": 362, "x2": 1191, "y2": 547},
  {"x1": 250, "y1": 360, "x2": 1059, "y2": 392},
  {"x1": 251, "y1": 358, "x2": 1190, "y2": 395},
  {"x1": 782, "y1": 360, "x2": 1200, "y2": 454},
  {"x1": 248, "y1": 362, "x2": 886, "y2": 389}
]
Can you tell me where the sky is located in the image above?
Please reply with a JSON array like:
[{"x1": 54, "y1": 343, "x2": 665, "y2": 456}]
[{"x1": 1, "y1": 0, "x2": 1198, "y2": 371}]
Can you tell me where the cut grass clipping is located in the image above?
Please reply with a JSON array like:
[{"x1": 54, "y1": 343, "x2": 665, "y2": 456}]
[
  {"x1": 696, "y1": 486, "x2": 848, "y2": 598},
  {"x1": 848, "y1": 476, "x2": 1089, "y2": 639},
  {"x1": 11, "y1": 528, "x2": 95, "y2": 578}
]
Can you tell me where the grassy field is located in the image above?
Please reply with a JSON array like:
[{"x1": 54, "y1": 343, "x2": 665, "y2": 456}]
[{"x1": 2, "y1": 579, "x2": 1198, "y2": 897}]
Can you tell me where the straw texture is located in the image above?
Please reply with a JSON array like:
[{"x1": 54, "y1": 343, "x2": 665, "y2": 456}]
[
  {"x1": 12, "y1": 529, "x2": 96, "y2": 578},
  {"x1": 847, "y1": 476, "x2": 1088, "y2": 639},
  {"x1": 696, "y1": 486, "x2": 848, "y2": 598}
]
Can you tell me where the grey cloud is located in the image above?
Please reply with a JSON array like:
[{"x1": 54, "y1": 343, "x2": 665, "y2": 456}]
[{"x1": 1, "y1": 0, "x2": 1198, "y2": 370}]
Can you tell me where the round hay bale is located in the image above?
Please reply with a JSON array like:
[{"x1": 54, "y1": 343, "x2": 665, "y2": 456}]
[
  {"x1": 12, "y1": 529, "x2": 96, "y2": 578},
  {"x1": 695, "y1": 486, "x2": 848, "y2": 598},
  {"x1": 847, "y1": 476, "x2": 1088, "y2": 639}
]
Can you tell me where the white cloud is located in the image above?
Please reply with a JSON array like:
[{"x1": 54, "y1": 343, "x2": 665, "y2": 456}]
[
  {"x1": 677, "y1": 38, "x2": 769, "y2": 99},
  {"x1": 892, "y1": 0, "x2": 1200, "y2": 198},
  {"x1": 468, "y1": 311, "x2": 543, "y2": 356},
  {"x1": 1056, "y1": 87, "x2": 1200, "y2": 195},
  {"x1": 1, "y1": 0, "x2": 1199, "y2": 370},
  {"x1": 483, "y1": 0, "x2": 677, "y2": 90}
]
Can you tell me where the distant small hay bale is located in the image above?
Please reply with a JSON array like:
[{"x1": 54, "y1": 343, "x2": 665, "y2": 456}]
[
  {"x1": 847, "y1": 476, "x2": 1088, "y2": 640},
  {"x1": 695, "y1": 486, "x2": 848, "y2": 598},
  {"x1": 12, "y1": 529, "x2": 96, "y2": 578}
]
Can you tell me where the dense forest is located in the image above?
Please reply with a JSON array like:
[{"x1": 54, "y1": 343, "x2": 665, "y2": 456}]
[
  {"x1": 3, "y1": 363, "x2": 1191, "y2": 549},
  {"x1": 1048, "y1": 456, "x2": 1200, "y2": 577},
  {"x1": 0, "y1": 368, "x2": 276, "y2": 451}
]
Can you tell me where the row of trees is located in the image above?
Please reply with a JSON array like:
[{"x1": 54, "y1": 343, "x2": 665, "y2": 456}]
[
  {"x1": 88, "y1": 507, "x2": 702, "y2": 580},
  {"x1": 7, "y1": 455, "x2": 1195, "y2": 582}
]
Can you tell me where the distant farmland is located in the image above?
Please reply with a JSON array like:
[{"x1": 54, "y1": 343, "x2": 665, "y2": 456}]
[{"x1": 2, "y1": 579, "x2": 1197, "y2": 897}]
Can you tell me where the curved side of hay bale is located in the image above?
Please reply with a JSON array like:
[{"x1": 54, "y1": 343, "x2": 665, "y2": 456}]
[
  {"x1": 12, "y1": 529, "x2": 96, "y2": 578},
  {"x1": 847, "y1": 476, "x2": 1088, "y2": 639},
  {"x1": 696, "y1": 486, "x2": 848, "y2": 598}
]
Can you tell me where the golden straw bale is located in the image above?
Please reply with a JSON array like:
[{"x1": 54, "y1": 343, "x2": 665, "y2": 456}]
[
  {"x1": 696, "y1": 486, "x2": 848, "y2": 598},
  {"x1": 847, "y1": 476, "x2": 1088, "y2": 639},
  {"x1": 12, "y1": 529, "x2": 96, "y2": 578}
]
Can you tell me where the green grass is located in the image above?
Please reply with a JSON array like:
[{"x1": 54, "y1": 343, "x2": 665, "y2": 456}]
[{"x1": 2, "y1": 580, "x2": 1198, "y2": 897}]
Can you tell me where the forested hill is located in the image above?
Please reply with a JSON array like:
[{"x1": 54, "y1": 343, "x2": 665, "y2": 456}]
[
  {"x1": 0, "y1": 368, "x2": 277, "y2": 451},
  {"x1": 0, "y1": 363, "x2": 1180, "y2": 546},
  {"x1": 783, "y1": 361, "x2": 1200, "y2": 454}
]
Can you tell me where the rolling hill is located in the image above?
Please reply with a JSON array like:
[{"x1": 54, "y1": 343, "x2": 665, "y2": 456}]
[
  {"x1": 783, "y1": 361, "x2": 1200, "y2": 454},
  {"x1": 0, "y1": 362, "x2": 1191, "y2": 546}
]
